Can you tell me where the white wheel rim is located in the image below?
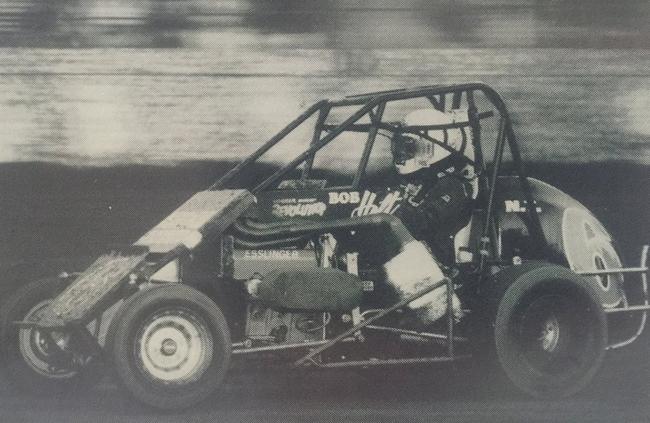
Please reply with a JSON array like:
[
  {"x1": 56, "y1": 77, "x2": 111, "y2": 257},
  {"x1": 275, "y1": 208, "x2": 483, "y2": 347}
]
[{"x1": 137, "y1": 308, "x2": 213, "y2": 384}]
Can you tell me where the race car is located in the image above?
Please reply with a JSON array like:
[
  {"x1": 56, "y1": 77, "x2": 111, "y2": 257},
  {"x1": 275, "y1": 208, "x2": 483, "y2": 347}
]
[{"x1": 1, "y1": 82, "x2": 647, "y2": 410}]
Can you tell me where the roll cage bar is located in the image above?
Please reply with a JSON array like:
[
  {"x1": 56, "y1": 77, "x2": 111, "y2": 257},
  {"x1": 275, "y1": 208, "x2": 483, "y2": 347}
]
[{"x1": 211, "y1": 82, "x2": 549, "y2": 265}]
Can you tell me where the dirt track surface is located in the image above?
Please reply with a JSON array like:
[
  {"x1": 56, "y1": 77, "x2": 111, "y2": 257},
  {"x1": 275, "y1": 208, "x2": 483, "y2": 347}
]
[{"x1": 0, "y1": 348, "x2": 648, "y2": 423}]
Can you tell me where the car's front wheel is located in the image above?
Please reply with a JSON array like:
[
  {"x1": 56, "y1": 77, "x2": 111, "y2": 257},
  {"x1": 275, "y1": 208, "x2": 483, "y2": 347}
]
[
  {"x1": 106, "y1": 284, "x2": 231, "y2": 410},
  {"x1": 0, "y1": 277, "x2": 103, "y2": 393}
]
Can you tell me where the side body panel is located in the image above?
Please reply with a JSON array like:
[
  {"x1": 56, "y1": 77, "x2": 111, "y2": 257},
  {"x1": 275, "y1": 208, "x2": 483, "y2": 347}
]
[{"x1": 495, "y1": 176, "x2": 625, "y2": 308}]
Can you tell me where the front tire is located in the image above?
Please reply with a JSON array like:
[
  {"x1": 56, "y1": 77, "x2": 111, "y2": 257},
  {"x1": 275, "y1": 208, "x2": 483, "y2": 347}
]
[
  {"x1": 0, "y1": 277, "x2": 103, "y2": 393},
  {"x1": 106, "y1": 284, "x2": 231, "y2": 410}
]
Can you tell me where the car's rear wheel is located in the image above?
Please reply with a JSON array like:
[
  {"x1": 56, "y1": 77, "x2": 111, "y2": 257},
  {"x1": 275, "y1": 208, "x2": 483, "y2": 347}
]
[
  {"x1": 492, "y1": 264, "x2": 608, "y2": 398},
  {"x1": 106, "y1": 284, "x2": 231, "y2": 410}
]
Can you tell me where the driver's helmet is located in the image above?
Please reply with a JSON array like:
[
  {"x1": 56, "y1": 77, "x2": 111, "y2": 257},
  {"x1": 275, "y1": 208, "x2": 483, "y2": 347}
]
[{"x1": 392, "y1": 109, "x2": 467, "y2": 175}]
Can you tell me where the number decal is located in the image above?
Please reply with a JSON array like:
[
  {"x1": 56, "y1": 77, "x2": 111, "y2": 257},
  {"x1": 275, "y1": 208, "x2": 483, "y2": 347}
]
[{"x1": 562, "y1": 208, "x2": 625, "y2": 308}]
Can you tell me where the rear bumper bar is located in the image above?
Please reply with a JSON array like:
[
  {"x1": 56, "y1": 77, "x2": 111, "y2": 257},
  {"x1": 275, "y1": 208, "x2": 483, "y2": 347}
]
[{"x1": 575, "y1": 245, "x2": 648, "y2": 350}]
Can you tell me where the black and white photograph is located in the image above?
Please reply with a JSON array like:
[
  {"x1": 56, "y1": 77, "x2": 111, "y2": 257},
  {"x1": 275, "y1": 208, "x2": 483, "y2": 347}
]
[{"x1": 0, "y1": 1, "x2": 648, "y2": 422}]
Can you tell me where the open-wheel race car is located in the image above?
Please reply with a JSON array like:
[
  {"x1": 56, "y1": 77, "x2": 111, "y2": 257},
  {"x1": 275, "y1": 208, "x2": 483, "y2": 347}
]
[{"x1": 1, "y1": 82, "x2": 648, "y2": 410}]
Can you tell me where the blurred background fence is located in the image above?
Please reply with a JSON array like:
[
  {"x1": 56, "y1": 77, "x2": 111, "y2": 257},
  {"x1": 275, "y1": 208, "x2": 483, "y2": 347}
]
[
  {"x1": 0, "y1": 1, "x2": 648, "y2": 165},
  {"x1": 0, "y1": 0, "x2": 647, "y2": 48}
]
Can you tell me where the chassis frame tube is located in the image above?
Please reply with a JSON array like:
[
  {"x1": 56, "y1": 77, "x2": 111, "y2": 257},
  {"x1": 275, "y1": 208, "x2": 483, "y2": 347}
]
[
  {"x1": 211, "y1": 100, "x2": 328, "y2": 190},
  {"x1": 315, "y1": 355, "x2": 472, "y2": 369},
  {"x1": 365, "y1": 325, "x2": 468, "y2": 343},
  {"x1": 209, "y1": 82, "x2": 549, "y2": 259},
  {"x1": 232, "y1": 340, "x2": 330, "y2": 355},
  {"x1": 293, "y1": 277, "x2": 450, "y2": 367}
]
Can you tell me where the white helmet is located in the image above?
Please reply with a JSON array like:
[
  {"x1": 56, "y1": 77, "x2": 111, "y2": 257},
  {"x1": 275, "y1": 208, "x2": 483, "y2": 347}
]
[{"x1": 392, "y1": 109, "x2": 468, "y2": 175}]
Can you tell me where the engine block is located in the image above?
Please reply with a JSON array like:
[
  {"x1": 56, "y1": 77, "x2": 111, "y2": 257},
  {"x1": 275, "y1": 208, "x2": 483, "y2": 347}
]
[{"x1": 245, "y1": 303, "x2": 327, "y2": 346}]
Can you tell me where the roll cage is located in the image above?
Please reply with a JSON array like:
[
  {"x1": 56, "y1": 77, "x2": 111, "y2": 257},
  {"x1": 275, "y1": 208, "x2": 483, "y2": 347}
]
[{"x1": 211, "y1": 82, "x2": 549, "y2": 267}]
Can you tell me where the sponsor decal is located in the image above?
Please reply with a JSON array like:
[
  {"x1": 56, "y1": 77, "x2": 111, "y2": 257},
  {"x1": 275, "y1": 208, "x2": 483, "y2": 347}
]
[
  {"x1": 504, "y1": 199, "x2": 542, "y2": 213},
  {"x1": 272, "y1": 197, "x2": 326, "y2": 217},
  {"x1": 562, "y1": 208, "x2": 622, "y2": 301},
  {"x1": 328, "y1": 190, "x2": 403, "y2": 217},
  {"x1": 351, "y1": 190, "x2": 402, "y2": 217},
  {"x1": 328, "y1": 191, "x2": 361, "y2": 205},
  {"x1": 243, "y1": 249, "x2": 304, "y2": 259}
]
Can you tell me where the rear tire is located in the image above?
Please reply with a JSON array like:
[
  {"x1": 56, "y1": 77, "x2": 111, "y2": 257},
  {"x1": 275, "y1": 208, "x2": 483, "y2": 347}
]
[
  {"x1": 475, "y1": 263, "x2": 608, "y2": 399},
  {"x1": 0, "y1": 277, "x2": 103, "y2": 393},
  {"x1": 106, "y1": 284, "x2": 231, "y2": 410}
]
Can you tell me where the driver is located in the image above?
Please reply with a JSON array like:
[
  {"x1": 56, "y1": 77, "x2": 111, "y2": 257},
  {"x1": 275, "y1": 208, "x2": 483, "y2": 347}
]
[{"x1": 391, "y1": 108, "x2": 475, "y2": 264}]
